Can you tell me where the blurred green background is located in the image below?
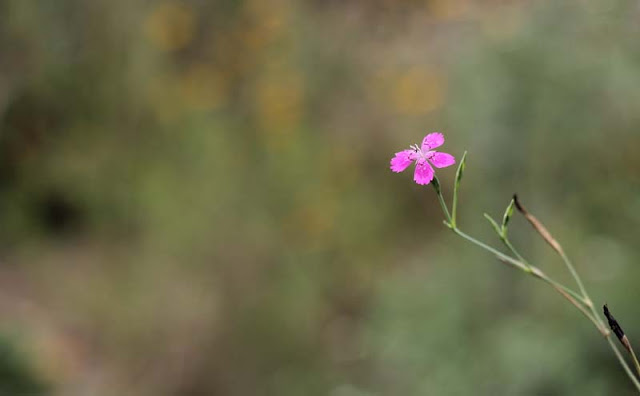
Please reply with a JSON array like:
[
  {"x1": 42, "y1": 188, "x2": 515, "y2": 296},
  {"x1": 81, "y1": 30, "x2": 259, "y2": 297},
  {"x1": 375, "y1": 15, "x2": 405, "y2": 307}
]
[{"x1": 1, "y1": 0, "x2": 640, "y2": 394}]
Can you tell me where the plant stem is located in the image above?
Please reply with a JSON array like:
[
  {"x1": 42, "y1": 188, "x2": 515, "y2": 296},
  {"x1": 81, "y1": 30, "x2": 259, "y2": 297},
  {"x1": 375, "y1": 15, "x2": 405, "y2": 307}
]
[
  {"x1": 606, "y1": 336, "x2": 640, "y2": 391},
  {"x1": 429, "y1": 186, "x2": 640, "y2": 391},
  {"x1": 531, "y1": 270, "x2": 604, "y2": 334},
  {"x1": 451, "y1": 227, "x2": 527, "y2": 272},
  {"x1": 630, "y1": 347, "x2": 640, "y2": 379},
  {"x1": 500, "y1": 235, "x2": 586, "y2": 305},
  {"x1": 432, "y1": 177, "x2": 452, "y2": 223},
  {"x1": 557, "y1": 254, "x2": 610, "y2": 341},
  {"x1": 558, "y1": 252, "x2": 594, "y2": 309},
  {"x1": 455, "y1": 225, "x2": 605, "y2": 334},
  {"x1": 533, "y1": 270, "x2": 591, "y2": 310},
  {"x1": 455, "y1": 222, "x2": 640, "y2": 390},
  {"x1": 501, "y1": 236, "x2": 528, "y2": 267}
]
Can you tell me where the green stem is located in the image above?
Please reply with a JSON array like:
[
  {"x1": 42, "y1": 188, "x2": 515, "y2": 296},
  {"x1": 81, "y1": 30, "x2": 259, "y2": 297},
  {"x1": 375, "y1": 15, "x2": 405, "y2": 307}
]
[
  {"x1": 632, "y1": 349, "x2": 640, "y2": 379},
  {"x1": 455, "y1": 226, "x2": 604, "y2": 332},
  {"x1": 456, "y1": 222, "x2": 638, "y2": 390},
  {"x1": 500, "y1": 235, "x2": 586, "y2": 305},
  {"x1": 557, "y1": 252, "x2": 610, "y2": 339},
  {"x1": 501, "y1": 237, "x2": 527, "y2": 265},
  {"x1": 534, "y1": 271, "x2": 591, "y2": 309},
  {"x1": 429, "y1": 179, "x2": 640, "y2": 391},
  {"x1": 606, "y1": 336, "x2": 640, "y2": 391},
  {"x1": 452, "y1": 181, "x2": 459, "y2": 228},
  {"x1": 559, "y1": 252, "x2": 591, "y2": 306},
  {"x1": 560, "y1": 253, "x2": 586, "y2": 294},
  {"x1": 432, "y1": 177, "x2": 452, "y2": 224},
  {"x1": 451, "y1": 228, "x2": 527, "y2": 272}
]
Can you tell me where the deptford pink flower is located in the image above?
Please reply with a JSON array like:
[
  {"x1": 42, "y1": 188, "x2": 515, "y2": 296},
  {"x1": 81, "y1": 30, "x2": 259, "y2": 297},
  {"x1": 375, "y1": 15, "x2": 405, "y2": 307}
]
[{"x1": 390, "y1": 132, "x2": 456, "y2": 185}]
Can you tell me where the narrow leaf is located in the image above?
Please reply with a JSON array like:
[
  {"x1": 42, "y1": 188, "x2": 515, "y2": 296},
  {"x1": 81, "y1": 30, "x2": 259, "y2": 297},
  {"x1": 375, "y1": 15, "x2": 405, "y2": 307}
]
[
  {"x1": 483, "y1": 213, "x2": 502, "y2": 237},
  {"x1": 501, "y1": 198, "x2": 516, "y2": 233},
  {"x1": 454, "y1": 151, "x2": 468, "y2": 192},
  {"x1": 451, "y1": 151, "x2": 468, "y2": 227}
]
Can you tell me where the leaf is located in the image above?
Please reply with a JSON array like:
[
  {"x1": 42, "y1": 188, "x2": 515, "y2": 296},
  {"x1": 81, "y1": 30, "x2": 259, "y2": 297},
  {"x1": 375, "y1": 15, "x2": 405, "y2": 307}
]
[
  {"x1": 484, "y1": 213, "x2": 502, "y2": 237},
  {"x1": 501, "y1": 198, "x2": 516, "y2": 234},
  {"x1": 451, "y1": 151, "x2": 468, "y2": 227},
  {"x1": 454, "y1": 151, "x2": 468, "y2": 195}
]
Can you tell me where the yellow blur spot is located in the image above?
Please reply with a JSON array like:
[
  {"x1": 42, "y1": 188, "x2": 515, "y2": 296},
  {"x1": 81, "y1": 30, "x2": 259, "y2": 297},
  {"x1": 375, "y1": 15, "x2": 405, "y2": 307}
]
[
  {"x1": 428, "y1": 0, "x2": 472, "y2": 20},
  {"x1": 145, "y1": 2, "x2": 196, "y2": 51},
  {"x1": 392, "y1": 67, "x2": 445, "y2": 115},
  {"x1": 256, "y1": 72, "x2": 303, "y2": 140}
]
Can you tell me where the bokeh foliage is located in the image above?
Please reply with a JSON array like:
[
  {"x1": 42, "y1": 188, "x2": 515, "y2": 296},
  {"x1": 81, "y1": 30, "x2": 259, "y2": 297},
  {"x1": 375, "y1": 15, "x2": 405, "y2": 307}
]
[{"x1": 1, "y1": 0, "x2": 640, "y2": 395}]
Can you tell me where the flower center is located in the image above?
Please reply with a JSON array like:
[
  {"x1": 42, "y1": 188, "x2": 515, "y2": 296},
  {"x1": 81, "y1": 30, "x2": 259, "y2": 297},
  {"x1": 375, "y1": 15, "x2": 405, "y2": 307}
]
[{"x1": 410, "y1": 144, "x2": 436, "y2": 161}]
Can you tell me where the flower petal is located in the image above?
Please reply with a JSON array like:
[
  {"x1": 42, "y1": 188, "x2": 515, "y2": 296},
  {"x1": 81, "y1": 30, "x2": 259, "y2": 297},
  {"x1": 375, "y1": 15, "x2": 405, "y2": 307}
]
[
  {"x1": 390, "y1": 150, "x2": 415, "y2": 173},
  {"x1": 413, "y1": 159, "x2": 434, "y2": 185},
  {"x1": 421, "y1": 132, "x2": 445, "y2": 151},
  {"x1": 429, "y1": 152, "x2": 456, "y2": 168}
]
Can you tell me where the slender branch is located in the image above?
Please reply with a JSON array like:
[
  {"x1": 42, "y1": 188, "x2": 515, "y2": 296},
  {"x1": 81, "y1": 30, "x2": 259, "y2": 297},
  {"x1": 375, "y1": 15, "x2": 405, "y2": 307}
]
[
  {"x1": 606, "y1": 336, "x2": 640, "y2": 391},
  {"x1": 467, "y1": 236, "x2": 605, "y2": 335},
  {"x1": 430, "y1": 185, "x2": 640, "y2": 391},
  {"x1": 631, "y1": 348, "x2": 640, "y2": 379},
  {"x1": 511, "y1": 195, "x2": 612, "y2": 345},
  {"x1": 604, "y1": 304, "x2": 640, "y2": 379},
  {"x1": 528, "y1": 268, "x2": 605, "y2": 335},
  {"x1": 501, "y1": 236, "x2": 527, "y2": 265},
  {"x1": 533, "y1": 269, "x2": 591, "y2": 309},
  {"x1": 431, "y1": 176, "x2": 451, "y2": 223},
  {"x1": 455, "y1": 219, "x2": 639, "y2": 390},
  {"x1": 499, "y1": 234, "x2": 586, "y2": 305},
  {"x1": 422, "y1": 164, "x2": 640, "y2": 391},
  {"x1": 451, "y1": 228, "x2": 527, "y2": 272},
  {"x1": 512, "y1": 196, "x2": 595, "y2": 308},
  {"x1": 558, "y1": 251, "x2": 593, "y2": 308}
]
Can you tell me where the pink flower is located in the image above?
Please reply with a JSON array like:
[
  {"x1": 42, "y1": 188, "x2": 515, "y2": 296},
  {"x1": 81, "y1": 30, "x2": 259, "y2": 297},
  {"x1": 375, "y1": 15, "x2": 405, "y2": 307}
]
[{"x1": 390, "y1": 132, "x2": 456, "y2": 185}]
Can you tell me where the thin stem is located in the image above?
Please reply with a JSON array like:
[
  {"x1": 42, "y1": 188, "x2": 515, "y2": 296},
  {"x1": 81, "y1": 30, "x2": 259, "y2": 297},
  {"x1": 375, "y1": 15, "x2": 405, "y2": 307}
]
[
  {"x1": 500, "y1": 235, "x2": 586, "y2": 305},
  {"x1": 535, "y1": 270, "x2": 591, "y2": 309},
  {"x1": 558, "y1": 252, "x2": 609, "y2": 336},
  {"x1": 432, "y1": 177, "x2": 451, "y2": 223},
  {"x1": 456, "y1": 222, "x2": 638, "y2": 390},
  {"x1": 512, "y1": 196, "x2": 607, "y2": 333},
  {"x1": 430, "y1": 182, "x2": 640, "y2": 391},
  {"x1": 457, "y1": 225, "x2": 603, "y2": 333},
  {"x1": 501, "y1": 237, "x2": 527, "y2": 266},
  {"x1": 630, "y1": 347, "x2": 640, "y2": 379},
  {"x1": 529, "y1": 269, "x2": 605, "y2": 334},
  {"x1": 436, "y1": 193, "x2": 452, "y2": 223},
  {"x1": 452, "y1": 192, "x2": 458, "y2": 227},
  {"x1": 606, "y1": 336, "x2": 640, "y2": 391},
  {"x1": 451, "y1": 228, "x2": 527, "y2": 272},
  {"x1": 559, "y1": 252, "x2": 591, "y2": 306}
]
